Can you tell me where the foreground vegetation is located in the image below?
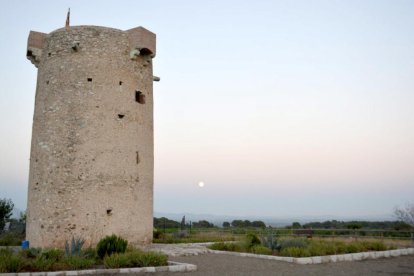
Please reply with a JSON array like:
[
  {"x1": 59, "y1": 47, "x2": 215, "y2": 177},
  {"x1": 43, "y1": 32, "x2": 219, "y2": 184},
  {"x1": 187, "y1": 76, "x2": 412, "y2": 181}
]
[
  {"x1": 208, "y1": 234, "x2": 395, "y2": 257},
  {"x1": 0, "y1": 235, "x2": 168, "y2": 273}
]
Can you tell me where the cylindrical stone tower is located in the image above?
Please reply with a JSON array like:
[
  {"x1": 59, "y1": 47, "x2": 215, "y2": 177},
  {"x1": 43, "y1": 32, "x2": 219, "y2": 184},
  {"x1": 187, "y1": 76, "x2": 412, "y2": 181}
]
[{"x1": 26, "y1": 25, "x2": 156, "y2": 248}]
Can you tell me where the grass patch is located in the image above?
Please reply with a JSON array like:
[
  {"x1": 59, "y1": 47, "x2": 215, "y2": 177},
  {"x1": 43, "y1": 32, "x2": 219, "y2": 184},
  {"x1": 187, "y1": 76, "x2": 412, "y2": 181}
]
[
  {"x1": 0, "y1": 247, "x2": 168, "y2": 273},
  {"x1": 104, "y1": 250, "x2": 168, "y2": 268},
  {"x1": 154, "y1": 230, "x2": 236, "y2": 244},
  {"x1": 208, "y1": 235, "x2": 393, "y2": 257}
]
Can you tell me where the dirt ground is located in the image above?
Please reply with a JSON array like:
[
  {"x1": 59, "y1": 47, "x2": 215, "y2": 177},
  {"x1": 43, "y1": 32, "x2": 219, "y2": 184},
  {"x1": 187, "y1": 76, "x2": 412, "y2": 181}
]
[{"x1": 153, "y1": 253, "x2": 414, "y2": 276}]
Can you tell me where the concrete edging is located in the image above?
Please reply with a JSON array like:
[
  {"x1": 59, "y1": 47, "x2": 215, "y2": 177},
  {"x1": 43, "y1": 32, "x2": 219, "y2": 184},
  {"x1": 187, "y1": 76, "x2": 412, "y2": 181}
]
[
  {"x1": 0, "y1": 261, "x2": 196, "y2": 275},
  {"x1": 208, "y1": 247, "x2": 414, "y2": 265}
]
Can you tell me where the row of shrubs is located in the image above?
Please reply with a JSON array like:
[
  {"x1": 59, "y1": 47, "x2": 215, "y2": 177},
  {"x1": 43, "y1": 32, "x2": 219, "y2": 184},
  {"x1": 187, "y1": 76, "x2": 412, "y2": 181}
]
[
  {"x1": 208, "y1": 233, "x2": 390, "y2": 257},
  {"x1": 0, "y1": 234, "x2": 167, "y2": 273}
]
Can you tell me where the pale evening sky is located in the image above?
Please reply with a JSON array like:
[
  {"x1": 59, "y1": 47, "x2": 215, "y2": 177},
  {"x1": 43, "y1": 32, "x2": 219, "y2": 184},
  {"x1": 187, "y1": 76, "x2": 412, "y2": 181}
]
[{"x1": 0, "y1": 0, "x2": 413, "y2": 220}]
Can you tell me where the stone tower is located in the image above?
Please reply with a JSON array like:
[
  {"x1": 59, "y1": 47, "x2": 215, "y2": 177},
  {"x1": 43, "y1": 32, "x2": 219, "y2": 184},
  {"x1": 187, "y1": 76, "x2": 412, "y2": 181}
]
[{"x1": 26, "y1": 25, "x2": 156, "y2": 248}]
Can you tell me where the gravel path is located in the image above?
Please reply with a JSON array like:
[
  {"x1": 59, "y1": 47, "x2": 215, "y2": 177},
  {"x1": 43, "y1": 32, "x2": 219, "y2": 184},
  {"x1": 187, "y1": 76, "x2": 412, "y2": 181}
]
[{"x1": 153, "y1": 254, "x2": 414, "y2": 276}]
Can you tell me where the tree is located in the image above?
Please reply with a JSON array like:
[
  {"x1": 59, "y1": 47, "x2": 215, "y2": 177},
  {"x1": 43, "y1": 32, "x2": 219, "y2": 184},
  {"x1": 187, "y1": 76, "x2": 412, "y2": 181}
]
[
  {"x1": 292, "y1": 222, "x2": 301, "y2": 229},
  {"x1": 251, "y1": 220, "x2": 266, "y2": 228},
  {"x1": 0, "y1": 198, "x2": 14, "y2": 230},
  {"x1": 394, "y1": 204, "x2": 414, "y2": 227},
  {"x1": 193, "y1": 220, "x2": 214, "y2": 228},
  {"x1": 222, "y1": 221, "x2": 230, "y2": 228}
]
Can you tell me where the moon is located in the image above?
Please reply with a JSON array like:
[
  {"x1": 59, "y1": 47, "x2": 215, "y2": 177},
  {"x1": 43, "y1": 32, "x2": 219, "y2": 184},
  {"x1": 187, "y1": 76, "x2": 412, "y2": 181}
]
[{"x1": 198, "y1": 181, "x2": 205, "y2": 188}]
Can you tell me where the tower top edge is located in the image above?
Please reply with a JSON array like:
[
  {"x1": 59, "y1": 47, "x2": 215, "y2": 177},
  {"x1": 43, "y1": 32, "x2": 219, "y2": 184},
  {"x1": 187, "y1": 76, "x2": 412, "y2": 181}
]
[{"x1": 46, "y1": 25, "x2": 152, "y2": 35}]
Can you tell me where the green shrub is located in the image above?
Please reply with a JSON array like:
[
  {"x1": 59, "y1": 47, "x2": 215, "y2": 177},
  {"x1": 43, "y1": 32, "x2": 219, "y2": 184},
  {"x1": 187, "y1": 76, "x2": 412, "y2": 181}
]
[
  {"x1": 103, "y1": 253, "x2": 130, "y2": 268},
  {"x1": 244, "y1": 233, "x2": 261, "y2": 249},
  {"x1": 82, "y1": 247, "x2": 98, "y2": 260},
  {"x1": 345, "y1": 242, "x2": 364, "y2": 253},
  {"x1": 97, "y1": 234, "x2": 128, "y2": 259},
  {"x1": 280, "y1": 247, "x2": 311, "y2": 257},
  {"x1": 278, "y1": 238, "x2": 309, "y2": 250},
  {"x1": 251, "y1": 245, "x2": 272, "y2": 255},
  {"x1": 19, "y1": 248, "x2": 42, "y2": 259},
  {"x1": 0, "y1": 254, "x2": 26, "y2": 273},
  {"x1": 65, "y1": 237, "x2": 85, "y2": 256},
  {"x1": 63, "y1": 255, "x2": 95, "y2": 270},
  {"x1": 104, "y1": 250, "x2": 168, "y2": 268},
  {"x1": 41, "y1": 248, "x2": 63, "y2": 262},
  {"x1": 31, "y1": 256, "x2": 55, "y2": 272},
  {"x1": 130, "y1": 251, "x2": 168, "y2": 267},
  {"x1": 0, "y1": 232, "x2": 24, "y2": 246},
  {"x1": 208, "y1": 242, "x2": 242, "y2": 252},
  {"x1": 361, "y1": 241, "x2": 387, "y2": 251}
]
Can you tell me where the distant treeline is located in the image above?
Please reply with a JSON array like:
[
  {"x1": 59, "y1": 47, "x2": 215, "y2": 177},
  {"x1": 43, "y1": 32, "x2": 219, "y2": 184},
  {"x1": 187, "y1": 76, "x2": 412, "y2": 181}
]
[
  {"x1": 154, "y1": 217, "x2": 412, "y2": 231},
  {"x1": 153, "y1": 217, "x2": 215, "y2": 229},
  {"x1": 290, "y1": 220, "x2": 411, "y2": 230}
]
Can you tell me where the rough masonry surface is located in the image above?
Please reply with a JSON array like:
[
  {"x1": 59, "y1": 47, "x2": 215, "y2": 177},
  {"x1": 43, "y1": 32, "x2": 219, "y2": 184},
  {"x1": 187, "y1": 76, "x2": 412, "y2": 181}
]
[{"x1": 26, "y1": 25, "x2": 156, "y2": 248}]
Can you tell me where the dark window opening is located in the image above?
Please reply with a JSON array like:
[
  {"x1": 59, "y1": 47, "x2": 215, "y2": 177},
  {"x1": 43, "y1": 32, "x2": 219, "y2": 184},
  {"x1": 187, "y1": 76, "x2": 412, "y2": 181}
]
[
  {"x1": 135, "y1": 91, "x2": 145, "y2": 104},
  {"x1": 118, "y1": 114, "x2": 125, "y2": 119},
  {"x1": 48, "y1": 52, "x2": 51, "y2": 57},
  {"x1": 46, "y1": 81, "x2": 49, "y2": 85},
  {"x1": 106, "y1": 209, "x2": 112, "y2": 215},
  {"x1": 136, "y1": 151, "x2": 140, "y2": 164},
  {"x1": 119, "y1": 81, "x2": 123, "y2": 86},
  {"x1": 87, "y1": 78, "x2": 92, "y2": 82},
  {"x1": 27, "y1": 50, "x2": 33, "y2": 57}
]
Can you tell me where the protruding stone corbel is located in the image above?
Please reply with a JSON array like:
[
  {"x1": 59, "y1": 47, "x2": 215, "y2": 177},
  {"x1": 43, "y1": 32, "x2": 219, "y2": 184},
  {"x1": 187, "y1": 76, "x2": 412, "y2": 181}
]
[
  {"x1": 153, "y1": 76, "x2": 160, "y2": 82},
  {"x1": 127, "y1": 27, "x2": 156, "y2": 59},
  {"x1": 27, "y1": 31, "x2": 47, "y2": 68}
]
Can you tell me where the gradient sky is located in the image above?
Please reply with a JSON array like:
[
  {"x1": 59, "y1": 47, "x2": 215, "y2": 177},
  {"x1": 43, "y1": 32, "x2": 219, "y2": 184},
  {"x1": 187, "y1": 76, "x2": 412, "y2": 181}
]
[{"x1": 0, "y1": 0, "x2": 413, "y2": 220}]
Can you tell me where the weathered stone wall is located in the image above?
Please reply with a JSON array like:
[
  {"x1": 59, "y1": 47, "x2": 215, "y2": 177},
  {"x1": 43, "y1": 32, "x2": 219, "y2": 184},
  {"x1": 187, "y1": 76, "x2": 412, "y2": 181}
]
[{"x1": 26, "y1": 25, "x2": 156, "y2": 248}]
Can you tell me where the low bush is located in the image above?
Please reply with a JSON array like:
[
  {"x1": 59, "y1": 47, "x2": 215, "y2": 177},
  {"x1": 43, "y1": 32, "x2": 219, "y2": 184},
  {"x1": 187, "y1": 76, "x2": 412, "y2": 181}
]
[
  {"x1": 244, "y1": 233, "x2": 261, "y2": 249},
  {"x1": 0, "y1": 232, "x2": 24, "y2": 246},
  {"x1": 97, "y1": 234, "x2": 128, "y2": 259},
  {"x1": 63, "y1": 255, "x2": 95, "y2": 270},
  {"x1": 251, "y1": 245, "x2": 272, "y2": 255},
  {"x1": 0, "y1": 254, "x2": 26, "y2": 273},
  {"x1": 104, "y1": 250, "x2": 168, "y2": 268},
  {"x1": 280, "y1": 247, "x2": 311, "y2": 257}
]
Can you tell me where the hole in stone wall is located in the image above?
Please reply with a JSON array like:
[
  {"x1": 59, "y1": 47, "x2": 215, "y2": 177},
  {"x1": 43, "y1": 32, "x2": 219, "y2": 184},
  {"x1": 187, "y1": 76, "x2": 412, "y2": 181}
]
[
  {"x1": 119, "y1": 81, "x2": 123, "y2": 86},
  {"x1": 27, "y1": 50, "x2": 33, "y2": 57},
  {"x1": 135, "y1": 91, "x2": 145, "y2": 104},
  {"x1": 118, "y1": 114, "x2": 125, "y2": 119},
  {"x1": 136, "y1": 151, "x2": 140, "y2": 164},
  {"x1": 48, "y1": 53, "x2": 51, "y2": 57},
  {"x1": 106, "y1": 209, "x2": 112, "y2": 215},
  {"x1": 46, "y1": 81, "x2": 49, "y2": 85},
  {"x1": 87, "y1": 78, "x2": 92, "y2": 82}
]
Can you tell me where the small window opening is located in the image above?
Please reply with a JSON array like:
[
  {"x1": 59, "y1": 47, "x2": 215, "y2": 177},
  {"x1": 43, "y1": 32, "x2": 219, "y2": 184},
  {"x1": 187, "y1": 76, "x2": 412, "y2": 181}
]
[
  {"x1": 46, "y1": 81, "x2": 49, "y2": 85},
  {"x1": 119, "y1": 81, "x2": 123, "y2": 86},
  {"x1": 48, "y1": 52, "x2": 51, "y2": 57},
  {"x1": 118, "y1": 114, "x2": 125, "y2": 119},
  {"x1": 106, "y1": 208, "x2": 112, "y2": 215},
  {"x1": 135, "y1": 91, "x2": 145, "y2": 104},
  {"x1": 27, "y1": 50, "x2": 33, "y2": 57},
  {"x1": 87, "y1": 78, "x2": 92, "y2": 82},
  {"x1": 136, "y1": 151, "x2": 140, "y2": 164}
]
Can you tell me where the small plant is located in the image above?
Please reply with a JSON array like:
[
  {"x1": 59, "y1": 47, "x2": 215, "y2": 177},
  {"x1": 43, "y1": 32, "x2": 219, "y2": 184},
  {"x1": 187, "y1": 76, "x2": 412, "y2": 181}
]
[
  {"x1": 19, "y1": 248, "x2": 42, "y2": 259},
  {"x1": 63, "y1": 255, "x2": 95, "y2": 270},
  {"x1": 65, "y1": 237, "x2": 85, "y2": 256},
  {"x1": 261, "y1": 232, "x2": 280, "y2": 251},
  {"x1": 97, "y1": 234, "x2": 128, "y2": 259},
  {"x1": 251, "y1": 245, "x2": 272, "y2": 255},
  {"x1": 31, "y1": 256, "x2": 55, "y2": 272},
  {"x1": 0, "y1": 254, "x2": 26, "y2": 273},
  {"x1": 280, "y1": 247, "x2": 311, "y2": 257},
  {"x1": 278, "y1": 238, "x2": 309, "y2": 250},
  {"x1": 103, "y1": 250, "x2": 168, "y2": 268},
  {"x1": 244, "y1": 233, "x2": 261, "y2": 249}
]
